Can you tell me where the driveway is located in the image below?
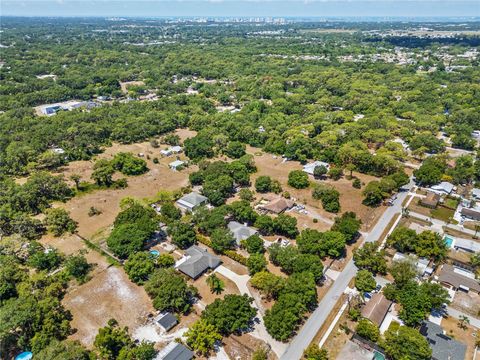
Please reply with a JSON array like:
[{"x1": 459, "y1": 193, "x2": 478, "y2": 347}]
[
  {"x1": 280, "y1": 179, "x2": 415, "y2": 360},
  {"x1": 214, "y1": 265, "x2": 288, "y2": 357}
]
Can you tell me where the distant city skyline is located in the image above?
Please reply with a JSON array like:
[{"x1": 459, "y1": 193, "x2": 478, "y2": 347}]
[{"x1": 2, "y1": 0, "x2": 480, "y2": 18}]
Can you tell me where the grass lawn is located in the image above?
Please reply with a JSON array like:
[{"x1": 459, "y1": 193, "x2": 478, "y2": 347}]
[
  {"x1": 431, "y1": 206, "x2": 455, "y2": 222},
  {"x1": 443, "y1": 197, "x2": 459, "y2": 209}
]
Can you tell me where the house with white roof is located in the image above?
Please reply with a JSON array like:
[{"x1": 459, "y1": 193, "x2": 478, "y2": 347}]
[
  {"x1": 429, "y1": 182, "x2": 455, "y2": 195},
  {"x1": 169, "y1": 160, "x2": 185, "y2": 171},
  {"x1": 303, "y1": 161, "x2": 330, "y2": 176},
  {"x1": 160, "y1": 146, "x2": 183, "y2": 156},
  {"x1": 392, "y1": 252, "x2": 434, "y2": 277},
  {"x1": 176, "y1": 192, "x2": 208, "y2": 213}
]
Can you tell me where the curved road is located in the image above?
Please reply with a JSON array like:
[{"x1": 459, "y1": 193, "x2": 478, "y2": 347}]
[{"x1": 280, "y1": 180, "x2": 414, "y2": 360}]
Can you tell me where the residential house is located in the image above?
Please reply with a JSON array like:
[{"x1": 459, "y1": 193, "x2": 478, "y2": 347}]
[
  {"x1": 228, "y1": 221, "x2": 258, "y2": 245},
  {"x1": 472, "y1": 188, "x2": 480, "y2": 200},
  {"x1": 176, "y1": 192, "x2": 208, "y2": 213},
  {"x1": 438, "y1": 264, "x2": 480, "y2": 294},
  {"x1": 160, "y1": 146, "x2": 183, "y2": 156},
  {"x1": 155, "y1": 312, "x2": 178, "y2": 332},
  {"x1": 302, "y1": 161, "x2": 330, "y2": 176},
  {"x1": 169, "y1": 160, "x2": 185, "y2": 171},
  {"x1": 452, "y1": 237, "x2": 480, "y2": 253},
  {"x1": 419, "y1": 321, "x2": 466, "y2": 360},
  {"x1": 259, "y1": 197, "x2": 295, "y2": 214},
  {"x1": 176, "y1": 245, "x2": 221, "y2": 280},
  {"x1": 360, "y1": 293, "x2": 392, "y2": 327},
  {"x1": 156, "y1": 342, "x2": 193, "y2": 360},
  {"x1": 429, "y1": 182, "x2": 455, "y2": 195},
  {"x1": 460, "y1": 207, "x2": 480, "y2": 221},
  {"x1": 420, "y1": 192, "x2": 440, "y2": 209},
  {"x1": 392, "y1": 252, "x2": 434, "y2": 277}
]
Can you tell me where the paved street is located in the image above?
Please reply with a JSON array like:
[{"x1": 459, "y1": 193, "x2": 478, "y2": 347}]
[{"x1": 280, "y1": 180, "x2": 415, "y2": 360}]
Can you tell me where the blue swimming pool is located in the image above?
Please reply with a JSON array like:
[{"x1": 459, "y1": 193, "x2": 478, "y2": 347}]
[
  {"x1": 444, "y1": 236, "x2": 454, "y2": 248},
  {"x1": 149, "y1": 250, "x2": 160, "y2": 257},
  {"x1": 15, "y1": 352, "x2": 33, "y2": 360}
]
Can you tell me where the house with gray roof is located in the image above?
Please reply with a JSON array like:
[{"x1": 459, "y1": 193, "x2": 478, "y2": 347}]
[
  {"x1": 176, "y1": 245, "x2": 221, "y2": 279},
  {"x1": 176, "y1": 192, "x2": 208, "y2": 212},
  {"x1": 155, "y1": 312, "x2": 178, "y2": 332},
  {"x1": 156, "y1": 342, "x2": 193, "y2": 360},
  {"x1": 430, "y1": 181, "x2": 455, "y2": 195},
  {"x1": 420, "y1": 321, "x2": 466, "y2": 360},
  {"x1": 453, "y1": 237, "x2": 480, "y2": 253},
  {"x1": 228, "y1": 221, "x2": 258, "y2": 245},
  {"x1": 303, "y1": 161, "x2": 330, "y2": 176}
]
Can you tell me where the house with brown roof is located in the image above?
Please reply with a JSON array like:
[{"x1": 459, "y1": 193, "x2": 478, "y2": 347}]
[
  {"x1": 461, "y1": 207, "x2": 480, "y2": 221},
  {"x1": 438, "y1": 264, "x2": 480, "y2": 294},
  {"x1": 361, "y1": 293, "x2": 392, "y2": 327},
  {"x1": 420, "y1": 192, "x2": 440, "y2": 209},
  {"x1": 259, "y1": 197, "x2": 295, "y2": 214}
]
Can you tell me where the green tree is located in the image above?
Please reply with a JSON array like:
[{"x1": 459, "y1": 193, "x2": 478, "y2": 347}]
[
  {"x1": 36, "y1": 340, "x2": 91, "y2": 360},
  {"x1": 225, "y1": 141, "x2": 246, "y2": 159},
  {"x1": 254, "y1": 215, "x2": 274, "y2": 235},
  {"x1": 382, "y1": 323, "x2": 432, "y2": 360},
  {"x1": 185, "y1": 319, "x2": 222, "y2": 356},
  {"x1": 211, "y1": 227, "x2": 236, "y2": 253},
  {"x1": 303, "y1": 344, "x2": 328, "y2": 360},
  {"x1": 91, "y1": 159, "x2": 115, "y2": 186},
  {"x1": 144, "y1": 268, "x2": 197, "y2": 313},
  {"x1": 355, "y1": 270, "x2": 377, "y2": 294},
  {"x1": 107, "y1": 224, "x2": 151, "y2": 259},
  {"x1": 331, "y1": 211, "x2": 361, "y2": 243},
  {"x1": 65, "y1": 254, "x2": 91, "y2": 283},
  {"x1": 202, "y1": 294, "x2": 257, "y2": 335},
  {"x1": 313, "y1": 165, "x2": 328, "y2": 179},
  {"x1": 206, "y1": 273, "x2": 225, "y2": 295},
  {"x1": 247, "y1": 253, "x2": 268, "y2": 275},
  {"x1": 94, "y1": 319, "x2": 133, "y2": 360},
  {"x1": 160, "y1": 202, "x2": 181, "y2": 223},
  {"x1": 243, "y1": 234, "x2": 265, "y2": 254},
  {"x1": 273, "y1": 214, "x2": 298, "y2": 238},
  {"x1": 168, "y1": 221, "x2": 197, "y2": 249},
  {"x1": 255, "y1": 176, "x2": 273, "y2": 193},
  {"x1": 44, "y1": 208, "x2": 77, "y2": 236},
  {"x1": 157, "y1": 253, "x2": 175, "y2": 268},
  {"x1": 353, "y1": 242, "x2": 387, "y2": 274},
  {"x1": 356, "y1": 319, "x2": 379, "y2": 342},
  {"x1": 250, "y1": 271, "x2": 285, "y2": 300},
  {"x1": 124, "y1": 252, "x2": 155, "y2": 284},
  {"x1": 288, "y1": 170, "x2": 309, "y2": 189}
]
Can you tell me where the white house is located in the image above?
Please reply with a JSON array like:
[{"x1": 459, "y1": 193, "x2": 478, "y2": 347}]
[
  {"x1": 160, "y1": 146, "x2": 183, "y2": 156},
  {"x1": 175, "y1": 192, "x2": 208, "y2": 212},
  {"x1": 429, "y1": 182, "x2": 455, "y2": 195},
  {"x1": 169, "y1": 160, "x2": 185, "y2": 171},
  {"x1": 303, "y1": 161, "x2": 330, "y2": 176}
]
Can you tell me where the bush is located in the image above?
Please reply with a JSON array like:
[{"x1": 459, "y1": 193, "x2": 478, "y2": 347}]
[
  {"x1": 44, "y1": 208, "x2": 77, "y2": 236},
  {"x1": 356, "y1": 319, "x2": 380, "y2": 342},
  {"x1": 328, "y1": 167, "x2": 343, "y2": 180},
  {"x1": 352, "y1": 178, "x2": 362, "y2": 189},
  {"x1": 255, "y1": 176, "x2": 273, "y2": 193},
  {"x1": 312, "y1": 185, "x2": 340, "y2": 213}
]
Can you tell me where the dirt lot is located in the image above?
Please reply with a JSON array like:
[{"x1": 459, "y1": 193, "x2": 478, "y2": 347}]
[
  {"x1": 64, "y1": 265, "x2": 154, "y2": 347},
  {"x1": 119, "y1": 80, "x2": 145, "y2": 94},
  {"x1": 246, "y1": 146, "x2": 386, "y2": 232},
  {"x1": 224, "y1": 333, "x2": 277, "y2": 360},
  {"x1": 54, "y1": 140, "x2": 195, "y2": 238},
  {"x1": 441, "y1": 316, "x2": 478, "y2": 360},
  {"x1": 451, "y1": 291, "x2": 480, "y2": 318},
  {"x1": 194, "y1": 272, "x2": 240, "y2": 306}
]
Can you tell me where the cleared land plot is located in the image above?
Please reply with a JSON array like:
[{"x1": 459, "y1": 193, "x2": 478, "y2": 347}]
[
  {"x1": 193, "y1": 272, "x2": 241, "y2": 305},
  {"x1": 246, "y1": 146, "x2": 386, "y2": 232},
  {"x1": 441, "y1": 316, "x2": 478, "y2": 360},
  {"x1": 63, "y1": 265, "x2": 154, "y2": 347},
  {"x1": 120, "y1": 80, "x2": 145, "y2": 94}
]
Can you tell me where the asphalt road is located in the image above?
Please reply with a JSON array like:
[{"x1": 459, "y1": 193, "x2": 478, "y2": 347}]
[{"x1": 280, "y1": 179, "x2": 414, "y2": 360}]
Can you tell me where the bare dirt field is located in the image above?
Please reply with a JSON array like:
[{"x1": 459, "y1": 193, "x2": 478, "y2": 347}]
[
  {"x1": 54, "y1": 140, "x2": 195, "y2": 238},
  {"x1": 246, "y1": 146, "x2": 386, "y2": 232},
  {"x1": 224, "y1": 333, "x2": 277, "y2": 360},
  {"x1": 451, "y1": 291, "x2": 480, "y2": 318},
  {"x1": 64, "y1": 265, "x2": 154, "y2": 347},
  {"x1": 119, "y1": 80, "x2": 145, "y2": 94},
  {"x1": 194, "y1": 272, "x2": 241, "y2": 306}
]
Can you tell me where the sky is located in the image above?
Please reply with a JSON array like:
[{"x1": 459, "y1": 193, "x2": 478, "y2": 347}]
[{"x1": 1, "y1": 0, "x2": 479, "y2": 18}]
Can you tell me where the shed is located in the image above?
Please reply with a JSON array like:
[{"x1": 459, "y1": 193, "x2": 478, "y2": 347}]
[{"x1": 155, "y1": 312, "x2": 178, "y2": 332}]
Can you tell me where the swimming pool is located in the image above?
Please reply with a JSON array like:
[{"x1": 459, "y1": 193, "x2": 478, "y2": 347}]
[
  {"x1": 15, "y1": 352, "x2": 33, "y2": 360},
  {"x1": 444, "y1": 236, "x2": 454, "y2": 248},
  {"x1": 373, "y1": 351, "x2": 386, "y2": 360},
  {"x1": 149, "y1": 250, "x2": 160, "y2": 257}
]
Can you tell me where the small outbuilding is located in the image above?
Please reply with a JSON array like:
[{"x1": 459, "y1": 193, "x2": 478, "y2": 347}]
[
  {"x1": 169, "y1": 160, "x2": 185, "y2": 171},
  {"x1": 155, "y1": 312, "x2": 178, "y2": 332}
]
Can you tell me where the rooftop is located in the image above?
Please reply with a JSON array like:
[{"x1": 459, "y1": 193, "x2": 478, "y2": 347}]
[
  {"x1": 430, "y1": 182, "x2": 454, "y2": 194},
  {"x1": 438, "y1": 264, "x2": 480, "y2": 293},
  {"x1": 176, "y1": 192, "x2": 208, "y2": 209},
  {"x1": 155, "y1": 342, "x2": 193, "y2": 360},
  {"x1": 260, "y1": 197, "x2": 295, "y2": 214},
  {"x1": 228, "y1": 221, "x2": 257, "y2": 244},
  {"x1": 360, "y1": 293, "x2": 392, "y2": 326},
  {"x1": 420, "y1": 321, "x2": 466, "y2": 360},
  {"x1": 155, "y1": 312, "x2": 178, "y2": 332},
  {"x1": 176, "y1": 245, "x2": 221, "y2": 279}
]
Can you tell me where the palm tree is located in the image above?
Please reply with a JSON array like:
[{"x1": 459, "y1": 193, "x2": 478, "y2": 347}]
[{"x1": 206, "y1": 274, "x2": 224, "y2": 295}]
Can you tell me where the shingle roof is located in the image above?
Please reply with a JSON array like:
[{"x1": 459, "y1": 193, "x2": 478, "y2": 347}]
[
  {"x1": 461, "y1": 207, "x2": 480, "y2": 220},
  {"x1": 177, "y1": 245, "x2": 221, "y2": 279},
  {"x1": 420, "y1": 321, "x2": 467, "y2": 360},
  {"x1": 260, "y1": 198, "x2": 295, "y2": 214},
  {"x1": 438, "y1": 264, "x2": 480, "y2": 293},
  {"x1": 156, "y1": 342, "x2": 193, "y2": 360},
  {"x1": 228, "y1": 221, "x2": 257, "y2": 244},
  {"x1": 156, "y1": 312, "x2": 178, "y2": 331},
  {"x1": 360, "y1": 293, "x2": 392, "y2": 326},
  {"x1": 430, "y1": 182, "x2": 454, "y2": 194}
]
